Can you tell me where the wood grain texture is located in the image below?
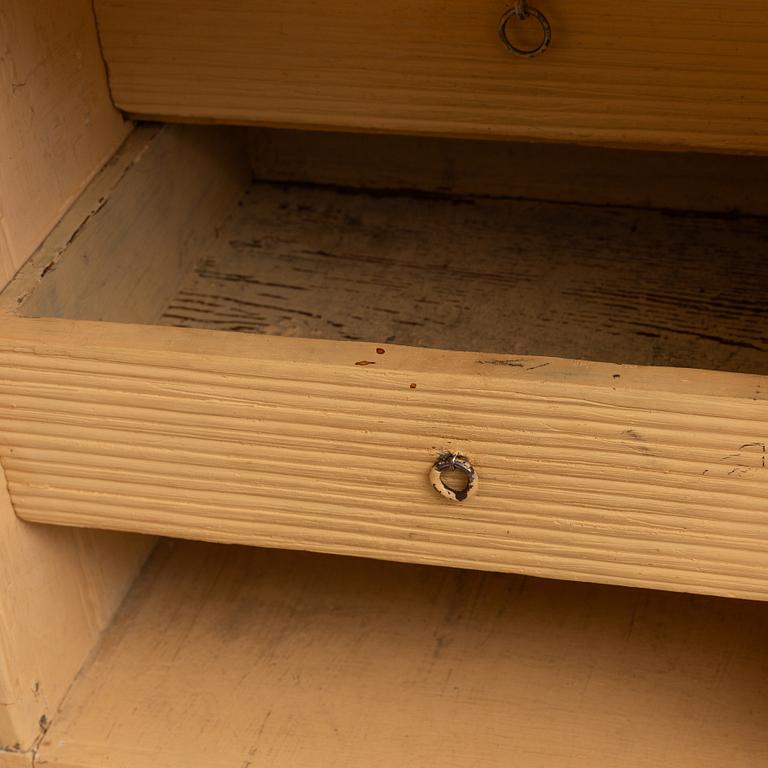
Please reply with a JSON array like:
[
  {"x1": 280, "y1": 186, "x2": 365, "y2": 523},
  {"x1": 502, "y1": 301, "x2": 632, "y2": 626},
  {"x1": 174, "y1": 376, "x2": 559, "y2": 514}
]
[
  {"x1": 0, "y1": 0, "x2": 130, "y2": 290},
  {"x1": 159, "y1": 181, "x2": 768, "y2": 374},
  {"x1": 36, "y1": 541, "x2": 768, "y2": 767},
  {"x1": 93, "y1": 0, "x2": 768, "y2": 153},
  {"x1": 249, "y1": 128, "x2": 768, "y2": 216},
  {"x1": 0, "y1": 317, "x2": 766, "y2": 601},
  {"x1": 5, "y1": 125, "x2": 251, "y2": 324}
]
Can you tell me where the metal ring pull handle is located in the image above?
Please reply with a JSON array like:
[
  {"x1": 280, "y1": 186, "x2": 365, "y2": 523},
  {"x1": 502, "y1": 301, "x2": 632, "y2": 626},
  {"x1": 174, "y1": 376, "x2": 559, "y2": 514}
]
[
  {"x1": 429, "y1": 453, "x2": 478, "y2": 503},
  {"x1": 499, "y1": 0, "x2": 551, "y2": 58}
]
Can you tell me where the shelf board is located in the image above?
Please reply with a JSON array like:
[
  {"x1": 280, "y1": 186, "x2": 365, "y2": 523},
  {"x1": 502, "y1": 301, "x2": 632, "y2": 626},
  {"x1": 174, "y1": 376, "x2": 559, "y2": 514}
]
[{"x1": 37, "y1": 541, "x2": 768, "y2": 767}]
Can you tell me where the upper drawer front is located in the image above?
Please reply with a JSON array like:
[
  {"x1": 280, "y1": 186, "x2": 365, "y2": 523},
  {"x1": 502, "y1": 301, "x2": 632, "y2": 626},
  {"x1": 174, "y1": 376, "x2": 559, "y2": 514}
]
[{"x1": 93, "y1": 0, "x2": 768, "y2": 153}]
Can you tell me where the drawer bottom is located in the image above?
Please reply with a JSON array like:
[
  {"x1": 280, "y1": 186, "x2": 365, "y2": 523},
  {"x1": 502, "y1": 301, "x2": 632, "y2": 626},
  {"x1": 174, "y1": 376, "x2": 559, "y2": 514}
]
[{"x1": 34, "y1": 542, "x2": 768, "y2": 767}]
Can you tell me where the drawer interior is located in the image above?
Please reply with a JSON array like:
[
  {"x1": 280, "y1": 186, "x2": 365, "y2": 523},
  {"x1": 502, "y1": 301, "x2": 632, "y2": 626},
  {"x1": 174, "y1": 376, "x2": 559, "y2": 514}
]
[
  {"x1": 6, "y1": 124, "x2": 767, "y2": 375},
  {"x1": 156, "y1": 174, "x2": 766, "y2": 372},
  {"x1": 33, "y1": 540, "x2": 768, "y2": 767}
]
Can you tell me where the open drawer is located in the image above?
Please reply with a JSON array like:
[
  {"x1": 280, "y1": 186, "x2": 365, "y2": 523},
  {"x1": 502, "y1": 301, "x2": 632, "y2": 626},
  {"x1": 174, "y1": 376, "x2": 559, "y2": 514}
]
[{"x1": 0, "y1": 124, "x2": 766, "y2": 601}]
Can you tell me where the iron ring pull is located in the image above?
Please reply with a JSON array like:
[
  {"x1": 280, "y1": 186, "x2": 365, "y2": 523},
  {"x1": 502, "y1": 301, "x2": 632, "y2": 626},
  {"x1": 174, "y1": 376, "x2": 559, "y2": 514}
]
[
  {"x1": 429, "y1": 453, "x2": 479, "y2": 503},
  {"x1": 499, "y1": 0, "x2": 551, "y2": 58}
]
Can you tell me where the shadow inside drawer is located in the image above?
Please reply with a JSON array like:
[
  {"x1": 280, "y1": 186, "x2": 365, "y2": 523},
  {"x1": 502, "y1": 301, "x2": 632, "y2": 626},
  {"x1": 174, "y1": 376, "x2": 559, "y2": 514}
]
[{"x1": 159, "y1": 181, "x2": 768, "y2": 374}]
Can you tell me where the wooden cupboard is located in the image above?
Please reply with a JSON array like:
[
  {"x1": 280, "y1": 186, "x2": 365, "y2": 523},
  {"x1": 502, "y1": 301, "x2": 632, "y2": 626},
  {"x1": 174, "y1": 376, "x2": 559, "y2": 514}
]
[{"x1": 0, "y1": 2, "x2": 766, "y2": 766}]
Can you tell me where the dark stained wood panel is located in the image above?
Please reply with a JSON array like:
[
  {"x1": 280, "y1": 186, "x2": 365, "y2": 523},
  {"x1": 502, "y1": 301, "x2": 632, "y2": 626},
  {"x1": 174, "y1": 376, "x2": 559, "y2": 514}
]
[
  {"x1": 159, "y1": 182, "x2": 768, "y2": 374},
  {"x1": 36, "y1": 541, "x2": 768, "y2": 767}
]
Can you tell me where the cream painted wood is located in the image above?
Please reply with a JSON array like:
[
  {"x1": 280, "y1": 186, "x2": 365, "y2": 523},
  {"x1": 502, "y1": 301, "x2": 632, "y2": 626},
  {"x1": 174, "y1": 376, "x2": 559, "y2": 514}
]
[
  {"x1": 35, "y1": 541, "x2": 768, "y2": 767},
  {"x1": 93, "y1": 0, "x2": 768, "y2": 153},
  {"x1": 0, "y1": 119, "x2": 247, "y2": 750},
  {"x1": 0, "y1": 3, "x2": 153, "y2": 752},
  {"x1": 4, "y1": 125, "x2": 250, "y2": 323},
  {"x1": 0, "y1": 317, "x2": 765, "y2": 600},
  {"x1": 0, "y1": 749, "x2": 32, "y2": 768},
  {"x1": 1, "y1": 124, "x2": 766, "y2": 601},
  {"x1": 0, "y1": 468, "x2": 150, "y2": 755},
  {"x1": 0, "y1": 0, "x2": 130, "y2": 289}
]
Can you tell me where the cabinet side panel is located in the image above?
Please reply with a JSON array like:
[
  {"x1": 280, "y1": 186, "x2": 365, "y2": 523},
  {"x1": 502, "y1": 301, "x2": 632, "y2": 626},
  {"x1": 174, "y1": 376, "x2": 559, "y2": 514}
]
[
  {"x1": 0, "y1": 0, "x2": 130, "y2": 291},
  {"x1": 0, "y1": 0, "x2": 153, "y2": 751},
  {"x1": 0, "y1": 465, "x2": 153, "y2": 751}
]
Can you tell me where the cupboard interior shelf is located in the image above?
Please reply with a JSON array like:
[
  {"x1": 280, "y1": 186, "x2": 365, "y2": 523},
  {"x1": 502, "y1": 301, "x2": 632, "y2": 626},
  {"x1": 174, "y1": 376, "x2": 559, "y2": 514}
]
[
  {"x1": 6, "y1": 125, "x2": 765, "y2": 373},
  {"x1": 32, "y1": 540, "x2": 768, "y2": 768}
]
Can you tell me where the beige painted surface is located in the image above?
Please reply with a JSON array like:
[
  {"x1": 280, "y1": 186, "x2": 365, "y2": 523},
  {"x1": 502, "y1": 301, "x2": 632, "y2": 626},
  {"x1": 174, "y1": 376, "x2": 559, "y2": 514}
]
[
  {"x1": 0, "y1": 121, "x2": 247, "y2": 750},
  {"x1": 0, "y1": 1, "x2": 152, "y2": 753},
  {"x1": 36, "y1": 541, "x2": 768, "y2": 767},
  {"x1": 94, "y1": 0, "x2": 768, "y2": 152},
  {"x1": 157, "y1": 179, "x2": 767, "y2": 374},
  {"x1": 0, "y1": 469, "x2": 150, "y2": 751},
  {"x1": 0, "y1": 0, "x2": 130, "y2": 290},
  {"x1": 0, "y1": 317, "x2": 765, "y2": 600}
]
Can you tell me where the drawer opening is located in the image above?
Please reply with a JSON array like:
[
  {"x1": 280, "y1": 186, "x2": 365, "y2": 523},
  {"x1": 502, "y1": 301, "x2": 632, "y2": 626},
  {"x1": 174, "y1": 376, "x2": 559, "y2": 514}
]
[
  {"x1": 6, "y1": 123, "x2": 767, "y2": 375},
  {"x1": 0, "y1": 122, "x2": 766, "y2": 602},
  {"x1": 154, "y1": 177, "x2": 766, "y2": 372},
  {"x1": 32, "y1": 540, "x2": 768, "y2": 767}
]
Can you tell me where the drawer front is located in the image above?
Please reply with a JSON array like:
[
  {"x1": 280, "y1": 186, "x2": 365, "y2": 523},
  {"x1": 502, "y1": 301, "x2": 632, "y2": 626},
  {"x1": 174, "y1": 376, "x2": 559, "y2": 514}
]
[
  {"x1": 94, "y1": 0, "x2": 768, "y2": 152},
  {"x1": 1, "y1": 318, "x2": 767, "y2": 601}
]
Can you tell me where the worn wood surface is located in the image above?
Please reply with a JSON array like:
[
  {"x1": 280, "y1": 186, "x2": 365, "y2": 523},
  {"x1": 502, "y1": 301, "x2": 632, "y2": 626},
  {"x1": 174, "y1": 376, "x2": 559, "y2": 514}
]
[
  {"x1": 160, "y1": 182, "x2": 768, "y2": 374},
  {"x1": 6, "y1": 125, "x2": 250, "y2": 324},
  {"x1": 0, "y1": 4, "x2": 150, "y2": 751},
  {"x1": 0, "y1": 0, "x2": 130, "y2": 290},
  {"x1": 0, "y1": 317, "x2": 766, "y2": 600},
  {"x1": 93, "y1": 0, "x2": 768, "y2": 153},
  {"x1": 249, "y1": 129, "x2": 768, "y2": 217},
  {"x1": 36, "y1": 541, "x2": 768, "y2": 767}
]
